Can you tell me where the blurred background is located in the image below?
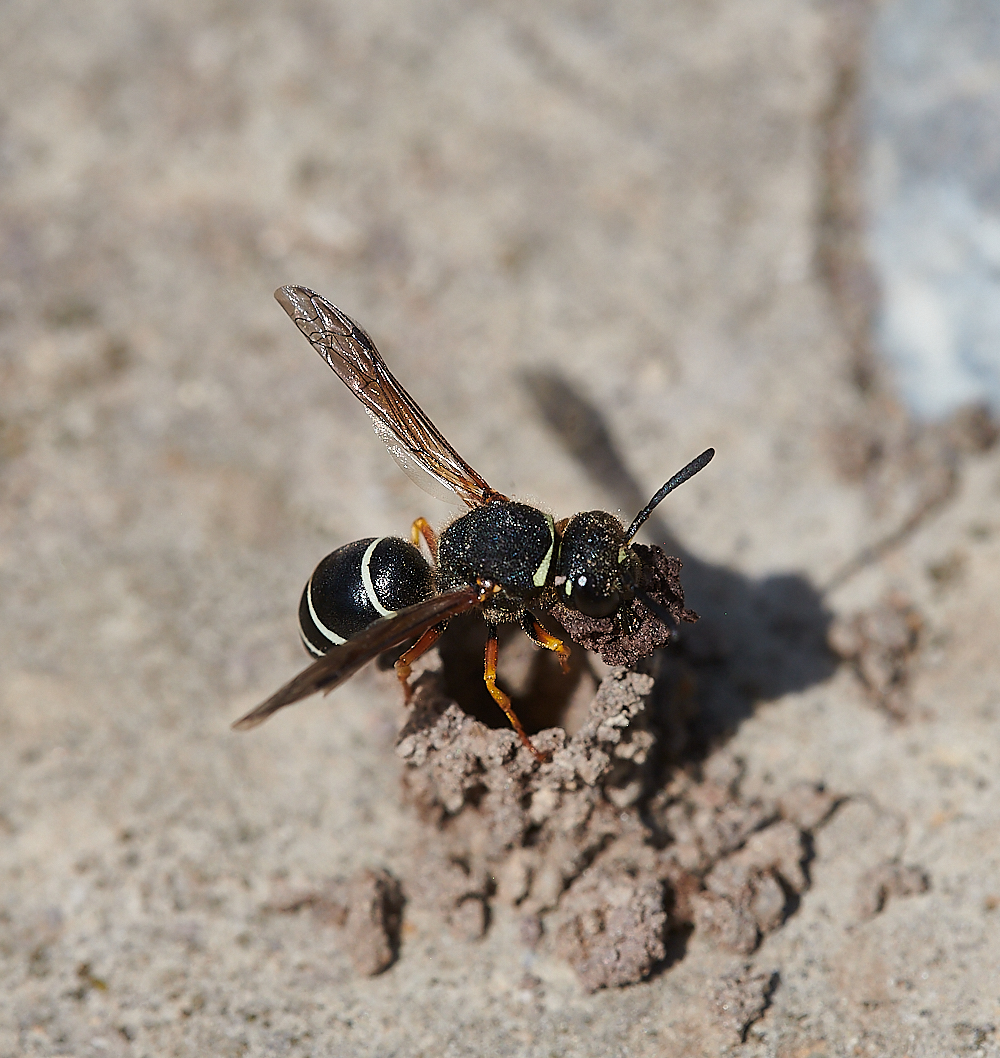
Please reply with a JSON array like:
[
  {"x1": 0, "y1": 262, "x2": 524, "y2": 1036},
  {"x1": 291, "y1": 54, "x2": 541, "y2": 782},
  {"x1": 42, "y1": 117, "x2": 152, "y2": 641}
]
[
  {"x1": 868, "y1": 0, "x2": 1000, "y2": 419},
  {"x1": 2, "y1": 0, "x2": 1000, "y2": 1054}
]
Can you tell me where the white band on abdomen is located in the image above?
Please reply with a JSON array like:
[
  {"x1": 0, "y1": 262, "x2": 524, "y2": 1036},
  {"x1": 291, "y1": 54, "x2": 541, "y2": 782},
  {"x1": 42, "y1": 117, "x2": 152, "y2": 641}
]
[
  {"x1": 307, "y1": 576, "x2": 347, "y2": 644},
  {"x1": 361, "y1": 537, "x2": 397, "y2": 618}
]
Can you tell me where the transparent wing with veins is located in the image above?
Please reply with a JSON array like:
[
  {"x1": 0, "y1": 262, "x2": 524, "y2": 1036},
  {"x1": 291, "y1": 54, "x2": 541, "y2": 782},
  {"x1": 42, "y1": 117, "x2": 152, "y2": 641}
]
[
  {"x1": 275, "y1": 286, "x2": 505, "y2": 508},
  {"x1": 231, "y1": 586, "x2": 483, "y2": 730}
]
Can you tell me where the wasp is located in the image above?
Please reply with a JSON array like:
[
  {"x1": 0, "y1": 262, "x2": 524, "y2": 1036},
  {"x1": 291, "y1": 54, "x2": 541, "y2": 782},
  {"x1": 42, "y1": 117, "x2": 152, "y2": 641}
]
[{"x1": 233, "y1": 287, "x2": 714, "y2": 761}]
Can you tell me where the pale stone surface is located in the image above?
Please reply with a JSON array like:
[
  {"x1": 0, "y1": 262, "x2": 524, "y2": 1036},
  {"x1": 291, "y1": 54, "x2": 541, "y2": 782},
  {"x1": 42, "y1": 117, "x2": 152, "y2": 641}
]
[
  {"x1": 867, "y1": 0, "x2": 1000, "y2": 418},
  {"x1": 2, "y1": 1, "x2": 1000, "y2": 1055}
]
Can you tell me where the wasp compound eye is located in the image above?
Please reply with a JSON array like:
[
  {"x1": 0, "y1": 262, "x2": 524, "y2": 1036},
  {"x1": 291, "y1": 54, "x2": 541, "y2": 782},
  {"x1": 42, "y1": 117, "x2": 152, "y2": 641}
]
[{"x1": 572, "y1": 575, "x2": 621, "y2": 619}]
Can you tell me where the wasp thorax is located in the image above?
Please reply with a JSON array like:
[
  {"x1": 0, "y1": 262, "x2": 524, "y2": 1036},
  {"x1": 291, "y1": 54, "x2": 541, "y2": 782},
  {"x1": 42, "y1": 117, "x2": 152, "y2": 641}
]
[
  {"x1": 555, "y1": 510, "x2": 639, "y2": 619},
  {"x1": 437, "y1": 500, "x2": 556, "y2": 618}
]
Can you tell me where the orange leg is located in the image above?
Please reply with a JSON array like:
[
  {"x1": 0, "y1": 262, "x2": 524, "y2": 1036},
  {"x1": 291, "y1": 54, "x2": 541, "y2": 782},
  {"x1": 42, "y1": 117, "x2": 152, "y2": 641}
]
[
  {"x1": 395, "y1": 624, "x2": 444, "y2": 702},
  {"x1": 484, "y1": 624, "x2": 546, "y2": 763},
  {"x1": 410, "y1": 517, "x2": 438, "y2": 562},
  {"x1": 521, "y1": 613, "x2": 571, "y2": 674}
]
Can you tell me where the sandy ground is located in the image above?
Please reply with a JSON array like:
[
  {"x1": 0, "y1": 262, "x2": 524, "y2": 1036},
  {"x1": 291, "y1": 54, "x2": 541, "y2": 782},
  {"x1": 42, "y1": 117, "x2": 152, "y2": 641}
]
[{"x1": 2, "y1": 1, "x2": 1000, "y2": 1055}]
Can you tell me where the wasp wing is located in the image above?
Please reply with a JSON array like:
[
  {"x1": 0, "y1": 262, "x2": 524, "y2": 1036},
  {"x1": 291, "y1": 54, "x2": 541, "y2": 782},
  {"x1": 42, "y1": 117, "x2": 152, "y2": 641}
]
[
  {"x1": 275, "y1": 286, "x2": 504, "y2": 508},
  {"x1": 232, "y1": 586, "x2": 482, "y2": 730}
]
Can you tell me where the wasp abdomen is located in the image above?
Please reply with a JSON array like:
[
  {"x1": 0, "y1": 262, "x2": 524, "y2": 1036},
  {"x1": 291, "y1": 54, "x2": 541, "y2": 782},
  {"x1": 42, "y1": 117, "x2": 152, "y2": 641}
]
[
  {"x1": 437, "y1": 501, "x2": 555, "y2": 614},
  {"x1": 299, "y1": 537, "x2": 434, "y2": 656}
]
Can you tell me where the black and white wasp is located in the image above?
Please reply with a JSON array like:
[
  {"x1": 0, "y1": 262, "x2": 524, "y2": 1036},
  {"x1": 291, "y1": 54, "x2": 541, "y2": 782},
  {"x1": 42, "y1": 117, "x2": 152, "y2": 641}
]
[{"x1": 233, "y1": 287, "x2": 714, "y2": 760}]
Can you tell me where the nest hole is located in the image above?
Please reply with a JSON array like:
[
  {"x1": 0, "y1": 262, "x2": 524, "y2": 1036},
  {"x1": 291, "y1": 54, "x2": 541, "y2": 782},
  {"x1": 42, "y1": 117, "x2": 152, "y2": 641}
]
[{"x1": 434, "y1": 611, "x2": 598, "y2": 737}]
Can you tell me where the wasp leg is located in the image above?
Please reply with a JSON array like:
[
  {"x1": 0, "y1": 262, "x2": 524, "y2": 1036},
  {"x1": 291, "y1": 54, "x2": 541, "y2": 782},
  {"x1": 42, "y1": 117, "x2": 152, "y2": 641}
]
[
  {"x1": 484, "y1": 623, "x2": 546, "y2": 763},
  {"x1": 410, "y1": 517, "x2": 438, "y2": 562},
  {"x1": 395, "y1": 623, "x2": 445, "y2": 702},
  {"x1": 520, "y1": 612, "x2": 571, "y2": 674}
]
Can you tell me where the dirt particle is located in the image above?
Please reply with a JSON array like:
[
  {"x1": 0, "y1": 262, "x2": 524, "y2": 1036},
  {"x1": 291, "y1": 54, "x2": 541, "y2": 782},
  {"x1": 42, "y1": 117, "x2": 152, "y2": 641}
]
[
  {"x1": 829, "y1": 592, "x2": 923, "y2": 717},
  {"x1": 926, "y1": 550, "x2": 966, "y2": 589},
  {"x1": 75, "y1": 961, "x2": 109, "y2": 996},
  {"x1": 406, "y1": 854, "x2": 491, "y2": 942},
  {"x1": 264, "y1": 867, "x2": 403, "y2": 975},
  {"x1": 343, "y1": 868, "x2": 404, "y2": 976},
  {"x1": 665, "y1": 807, "x2": 811, "y2": 955},
  {"x1": 519, "y1": 913, "x2": 542, "y2": 949},
  {"x1": 264, "y1": 880, "x2": 349, "y2": 926},
  {"x1": 553, "y1": 864, "x2": 667, "y2": 991},
  {"x1": 713, "y1": 963, "x2": 778, "y2": 1041},
  {"x1": 691, "y1": 890, "x2": 760, "y2": 954},
  {"x1": 447, "y1": 896, "x2": 488, "y2": 943},
  {"x1": 941, "y1": 402, "x2": 999, "y2": 454},
  {"x1": 778, "y1": 782, "x2": 838, "y2": 830},
  {"x1": 853, "y1": 861, "x2": 930, "y2": 921}
]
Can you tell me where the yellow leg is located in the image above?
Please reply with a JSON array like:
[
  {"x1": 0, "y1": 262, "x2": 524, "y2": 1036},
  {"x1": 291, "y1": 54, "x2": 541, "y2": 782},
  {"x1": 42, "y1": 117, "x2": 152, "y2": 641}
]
[
  {"x1": 522, "y1": 614, "x2": 571, "y2": 674},
  {"x1": 484, "y1": 626, "x2": 546, "y2": 763},
  {"x1": 395, "y1": 624, "x2": 444, "y2": 702},
  {"x1": 410, "y1": 517, "x2": 438, "y2": 562}
]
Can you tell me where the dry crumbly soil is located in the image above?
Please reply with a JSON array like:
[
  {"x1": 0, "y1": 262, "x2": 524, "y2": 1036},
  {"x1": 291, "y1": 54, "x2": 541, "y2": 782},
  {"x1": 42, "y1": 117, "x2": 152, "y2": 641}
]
[{"x1": 2, "y1": 1, "x2": 1000, "y2": 1056}]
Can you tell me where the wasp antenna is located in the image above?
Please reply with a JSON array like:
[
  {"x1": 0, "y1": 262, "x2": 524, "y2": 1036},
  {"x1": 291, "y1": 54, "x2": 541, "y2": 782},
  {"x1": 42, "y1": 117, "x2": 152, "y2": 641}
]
[{"x1": 625, "y1": 448, "x2": 715, "y2": 543}]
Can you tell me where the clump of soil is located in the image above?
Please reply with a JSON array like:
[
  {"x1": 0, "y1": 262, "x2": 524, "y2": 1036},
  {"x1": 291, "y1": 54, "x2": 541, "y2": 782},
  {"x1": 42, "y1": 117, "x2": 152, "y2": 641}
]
[
  {"x1": 713, "y1": 964, "x2": 778, "y2": 1042},
  {"x1": 852, "y1": 860, "x2": 930, "y2": 921},
  {"x1": 829, "y1": 591, "x2": 923, "y2": 717},
  {"x1": 552, "y1": 856, "x2": 668, "y2": 991},
  {"x1": 394, "y1": 645, "x2": 838, "y2": 990},
  {"x1": 265, "y1": 867, "x2": 403, "y2": 976},
  {"x1": 551, "y1": 544, "x2": 698, "y2": 666}
]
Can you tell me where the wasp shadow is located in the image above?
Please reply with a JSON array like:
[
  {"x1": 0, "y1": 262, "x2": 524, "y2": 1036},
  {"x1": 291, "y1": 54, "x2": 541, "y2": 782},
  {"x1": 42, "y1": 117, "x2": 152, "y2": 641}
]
[{"x1": 518, "y1": 368, "x2": 838, "y2": 750}]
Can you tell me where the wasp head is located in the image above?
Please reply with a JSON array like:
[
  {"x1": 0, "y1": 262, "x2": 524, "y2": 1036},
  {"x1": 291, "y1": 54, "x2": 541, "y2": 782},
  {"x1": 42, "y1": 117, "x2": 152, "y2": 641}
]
[
  {"x1": 554, "y1": 510, "x2": 642, "y2": 619},
  {"x1": 547, "y1": 450, "x2": 714, "y2": 665}
]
